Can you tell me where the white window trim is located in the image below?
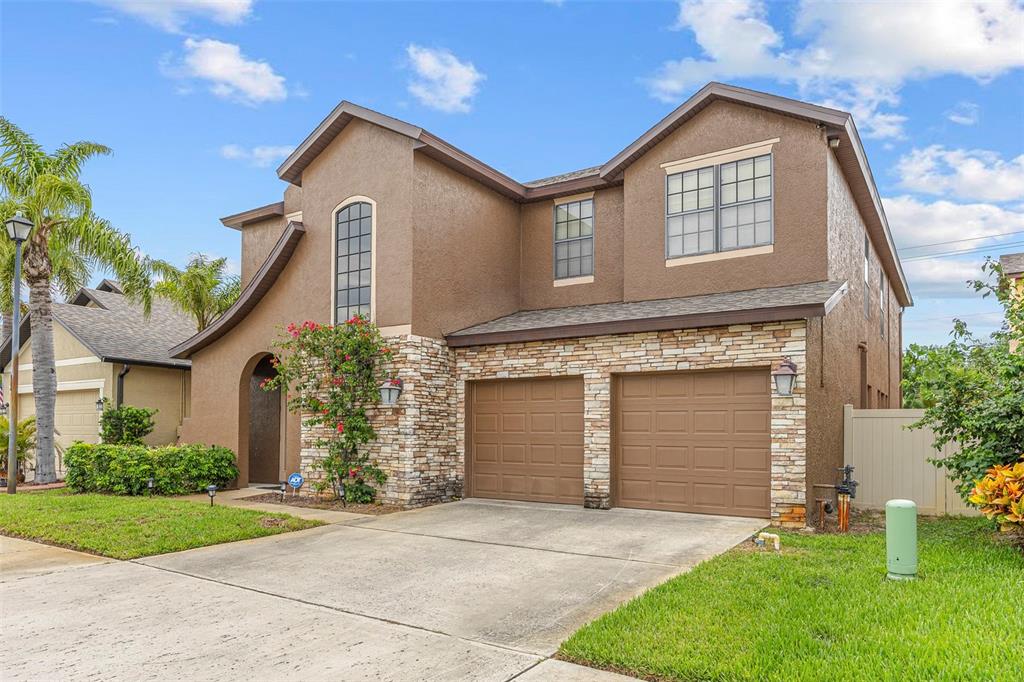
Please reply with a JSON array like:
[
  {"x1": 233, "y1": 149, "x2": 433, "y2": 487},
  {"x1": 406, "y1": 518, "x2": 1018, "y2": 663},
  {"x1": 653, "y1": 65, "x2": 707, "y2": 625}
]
[
  {"x1": 18, "y1": 378, "x2": 105, "y2": 395},
  {"x1": 661, "y1": 138, "x2": 780, "y2": 175},
  {"x1": 331, "y1": 195, "x2": 377, "y2": 325}
]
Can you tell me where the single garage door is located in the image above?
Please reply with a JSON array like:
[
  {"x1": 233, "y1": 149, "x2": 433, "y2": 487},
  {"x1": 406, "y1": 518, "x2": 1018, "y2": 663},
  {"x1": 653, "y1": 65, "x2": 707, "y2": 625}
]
[
  {"x1": 614, "y1": 369, "x2": 771, "y2": 518},
  {"x1": 19, "y1": 388, "x2": 101, "y2": 475},
  {"x1": 468, "y1": 376, "x2": 584, "y2": 504}
]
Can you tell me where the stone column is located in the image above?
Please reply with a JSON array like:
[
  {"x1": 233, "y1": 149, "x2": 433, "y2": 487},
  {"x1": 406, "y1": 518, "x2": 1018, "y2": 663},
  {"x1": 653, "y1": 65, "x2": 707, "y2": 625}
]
[{"x1": 583, "y1": 372, "x2": 612, "y2": 509}]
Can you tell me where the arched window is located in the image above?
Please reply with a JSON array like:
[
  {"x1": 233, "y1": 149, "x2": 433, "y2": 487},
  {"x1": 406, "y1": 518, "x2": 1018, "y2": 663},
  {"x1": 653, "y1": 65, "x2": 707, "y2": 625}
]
[{"x1": 335, "y1": 201, "x2": 373, "y2": 322}]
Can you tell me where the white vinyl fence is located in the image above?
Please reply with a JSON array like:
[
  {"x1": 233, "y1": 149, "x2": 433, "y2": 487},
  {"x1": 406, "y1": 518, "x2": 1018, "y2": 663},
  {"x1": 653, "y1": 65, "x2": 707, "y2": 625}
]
[{"x1": 843, "y1": 405, "x2": 977, "y2": 516}]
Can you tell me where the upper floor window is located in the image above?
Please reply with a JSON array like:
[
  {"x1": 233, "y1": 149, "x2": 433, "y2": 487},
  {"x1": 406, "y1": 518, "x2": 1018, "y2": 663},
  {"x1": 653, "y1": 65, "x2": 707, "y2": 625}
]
[
  {"x1": 554, "y1": 198, "x2": 593, "y2": 279},
  {"x1": 879, "y1": 270, "x2": 887, "y2": 338},
  {"x1": 666, "y1": 154, "x2": 772, "y2": 258},
  {"x1": 335, "y1": 201, "x2": 372, "y2": 322},
  {"x1": 863, "y1": 234, "x2": 871, "y2": 319}
]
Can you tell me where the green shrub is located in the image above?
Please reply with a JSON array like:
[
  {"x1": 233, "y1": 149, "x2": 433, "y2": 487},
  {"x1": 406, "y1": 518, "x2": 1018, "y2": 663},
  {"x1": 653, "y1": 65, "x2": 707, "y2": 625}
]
[
  {"x1": 99, "y1": 404, "x2": 157, "y2": 445},
  {"x1": 65, "y1": 443, "x2": 238, "y2": 495}
]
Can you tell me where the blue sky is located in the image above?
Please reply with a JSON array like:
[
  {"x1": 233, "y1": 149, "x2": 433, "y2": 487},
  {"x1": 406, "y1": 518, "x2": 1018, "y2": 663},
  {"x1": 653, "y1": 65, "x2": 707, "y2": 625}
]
[{"x1": 2, "y1": 0, "x2": 1022, "y2": 346}]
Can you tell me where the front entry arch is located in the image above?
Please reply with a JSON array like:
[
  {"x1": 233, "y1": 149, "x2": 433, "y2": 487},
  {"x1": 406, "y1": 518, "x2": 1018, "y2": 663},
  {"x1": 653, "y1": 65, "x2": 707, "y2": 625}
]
[{"x1": 243, "y1": 354, "x2": 282, "y2": 484}]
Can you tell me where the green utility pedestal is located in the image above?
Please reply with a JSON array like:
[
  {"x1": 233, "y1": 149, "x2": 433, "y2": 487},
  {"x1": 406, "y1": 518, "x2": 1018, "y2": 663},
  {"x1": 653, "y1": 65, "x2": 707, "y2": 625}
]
[{"x1": 885, "y1": 499, "x2": 918, "y2": 580}]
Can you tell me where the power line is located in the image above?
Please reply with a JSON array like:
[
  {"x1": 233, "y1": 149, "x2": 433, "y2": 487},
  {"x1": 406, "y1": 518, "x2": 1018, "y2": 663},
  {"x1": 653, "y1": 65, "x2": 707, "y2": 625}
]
[
  {"x1": 901, "y1": 240, "x2": 1024, "y2": 262},
  {"x1": 898, "y1": 229, "x2": 1024, "y2": 252}
]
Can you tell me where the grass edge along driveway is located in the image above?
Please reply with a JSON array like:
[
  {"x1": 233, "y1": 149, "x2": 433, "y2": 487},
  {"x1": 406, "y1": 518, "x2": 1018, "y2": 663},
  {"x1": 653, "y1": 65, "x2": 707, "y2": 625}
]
[
  {"x1": 560, "y1": 516, "x2": 1023, "y2": 682},
  {"x1": 0, "y1": 489, "x2": 322, "y2": 559}
]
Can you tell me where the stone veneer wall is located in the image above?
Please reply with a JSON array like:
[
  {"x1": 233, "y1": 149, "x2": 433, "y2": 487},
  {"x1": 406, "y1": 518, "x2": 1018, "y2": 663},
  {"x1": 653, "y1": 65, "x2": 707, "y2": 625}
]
[
  {"x1": 453, "y1": 322, "x2": 808, "y2": 526},
  {"x1": 299, "y1": 323, "x2": 808, "y2": 526},
  {"x1": 299, "y1": 334, "x2": 460, "y2": 506}
]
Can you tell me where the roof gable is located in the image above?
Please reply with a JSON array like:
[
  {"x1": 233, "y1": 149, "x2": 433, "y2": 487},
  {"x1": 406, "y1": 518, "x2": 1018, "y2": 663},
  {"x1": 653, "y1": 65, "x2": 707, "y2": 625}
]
[{"x1": 260, "y1": 82, "x2": 910, "y2": 305}]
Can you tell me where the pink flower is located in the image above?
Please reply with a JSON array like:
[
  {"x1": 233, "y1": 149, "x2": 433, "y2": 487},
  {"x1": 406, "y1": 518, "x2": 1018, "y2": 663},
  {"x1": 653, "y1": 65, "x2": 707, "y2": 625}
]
[
  {"x1": 345, "y1": 354, "x2": 352, "y2": 361},
  {"x1": 336, "y1": 423, "x2": 345, "y2": 433},
  {"x1": 389, "y1": 378, "x2": 401, "y2": 386}
]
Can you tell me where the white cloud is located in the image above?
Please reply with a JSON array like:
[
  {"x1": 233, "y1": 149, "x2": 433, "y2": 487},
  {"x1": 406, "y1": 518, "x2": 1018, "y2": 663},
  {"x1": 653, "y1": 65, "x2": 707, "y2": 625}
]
[
  {"x1": 901, "y1": 258, "x2": 990, "y2": 298},
  {"x1": 406, "y1": 45, "x2": 485, "y2": 113},
  {"x1": 946, "y1": 101, "x2": 980, "y2": 126},
  {"x1": 220, "y1": 144, "x2": 294, "y2": 167},
  {"x1": 884, "y1": 195, "x2": 1024, "y2": 247},
  {"x1": 896, "y1": 147, "x2": 1024, "y2": 203},
  {"x1": 648, "y1": 0, "x2": 1024, "y2": 138},
  {"x1": 884, "y1": 195, "x2": 1024, "y2": 298},
  {"x1": 165, "y1": 38, "x2": 288, "y2": 106},
  {"x1": 95, "y1": 0, "x2": 252, "y2": 33}
]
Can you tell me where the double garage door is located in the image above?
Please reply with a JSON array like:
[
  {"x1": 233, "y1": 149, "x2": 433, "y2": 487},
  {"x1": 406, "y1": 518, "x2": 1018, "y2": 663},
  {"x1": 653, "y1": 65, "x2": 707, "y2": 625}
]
[{"x1": 467, "y1": 370, "x2": 771, "y2": 518}]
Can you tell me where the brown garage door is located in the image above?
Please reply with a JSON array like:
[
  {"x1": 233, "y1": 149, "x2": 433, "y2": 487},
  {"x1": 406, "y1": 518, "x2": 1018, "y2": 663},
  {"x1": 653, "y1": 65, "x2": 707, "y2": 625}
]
[
  {"x1": 614, "y1": 369, "x2": 771, "y2": 518},
  {"x1": 468, "y1": 377, "x2": 584, "y2": 504}
]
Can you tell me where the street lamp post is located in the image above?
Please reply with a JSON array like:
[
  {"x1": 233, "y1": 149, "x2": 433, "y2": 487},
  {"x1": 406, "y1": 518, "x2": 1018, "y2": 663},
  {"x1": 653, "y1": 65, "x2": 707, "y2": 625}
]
[{"x1": 5, "y1": 213, "x2": 32, "y2": 494}]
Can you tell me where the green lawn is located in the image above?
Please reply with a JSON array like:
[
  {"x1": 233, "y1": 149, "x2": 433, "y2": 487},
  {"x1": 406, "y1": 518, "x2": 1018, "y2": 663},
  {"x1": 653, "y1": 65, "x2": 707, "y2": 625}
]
[
  {"x1": 561, "y1": 517, "x2": 1023, "y2": 682},
  {"x1": 0, "y1": 489, "x2": 322, "y2": 559}
]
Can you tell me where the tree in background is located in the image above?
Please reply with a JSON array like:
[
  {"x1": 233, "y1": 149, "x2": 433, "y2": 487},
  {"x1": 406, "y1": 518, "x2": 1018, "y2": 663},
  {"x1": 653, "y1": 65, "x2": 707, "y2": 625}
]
[
  {"x1": 0, "y1": 118, "x2": 151, "y2": 483},
  {"x1": 152, "y1": 254, "x2": 240, "y2": 331},
  {"x1": 913, "y1": 260, "x2": 1024, "y2": 501}
]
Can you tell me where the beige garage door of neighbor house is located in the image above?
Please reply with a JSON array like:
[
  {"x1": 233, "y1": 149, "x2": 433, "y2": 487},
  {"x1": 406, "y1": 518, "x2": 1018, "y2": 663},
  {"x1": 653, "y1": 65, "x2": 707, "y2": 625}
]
[
  {"x1": 614, "y1": 369, "x2": 771, "y2": 518},
  {"x1": 468, "y1": 377, "x2": 584, "y2": 505},
  {"x1": 20, "y1": 388, "x2": 101, "y2": 452}
]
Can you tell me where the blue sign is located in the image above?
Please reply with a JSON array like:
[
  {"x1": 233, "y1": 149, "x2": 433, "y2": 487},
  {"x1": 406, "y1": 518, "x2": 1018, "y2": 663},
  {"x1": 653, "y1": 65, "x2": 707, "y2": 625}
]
[{"x1": 287, "y1": 472, "x2": 304, "y2": 490}]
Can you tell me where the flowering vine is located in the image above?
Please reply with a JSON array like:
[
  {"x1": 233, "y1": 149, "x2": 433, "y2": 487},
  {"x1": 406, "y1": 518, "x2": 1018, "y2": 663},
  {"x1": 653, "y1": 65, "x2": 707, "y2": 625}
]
[{"x1": 262, "y1": 315, "x2": 392, "y2": 503}]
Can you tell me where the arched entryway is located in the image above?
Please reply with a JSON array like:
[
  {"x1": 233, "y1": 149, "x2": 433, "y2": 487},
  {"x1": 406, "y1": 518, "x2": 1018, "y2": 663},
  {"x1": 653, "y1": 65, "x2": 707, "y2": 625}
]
[{"x1": 244, "y1": 354, "x2": 282, "y2": 484}]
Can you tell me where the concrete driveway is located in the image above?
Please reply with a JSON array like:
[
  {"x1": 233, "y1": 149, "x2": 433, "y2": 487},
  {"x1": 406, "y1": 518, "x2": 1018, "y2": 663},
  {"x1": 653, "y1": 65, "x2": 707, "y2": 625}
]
[{"x1": 2, "y1": 498, "x2": 764, "y2": 681}]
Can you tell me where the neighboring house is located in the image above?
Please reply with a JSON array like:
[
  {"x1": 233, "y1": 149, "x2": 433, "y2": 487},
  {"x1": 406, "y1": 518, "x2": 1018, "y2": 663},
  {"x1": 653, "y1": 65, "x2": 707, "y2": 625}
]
[
  {"x1": 1, "y1": 280, "x2": 194, "y2": 461},
  {"x1": 174, "y1": 82, "x2": 911, "y2": 527},
  {"x1": 1001, "y1": 252, "x2": 1024, "y2": 353}
]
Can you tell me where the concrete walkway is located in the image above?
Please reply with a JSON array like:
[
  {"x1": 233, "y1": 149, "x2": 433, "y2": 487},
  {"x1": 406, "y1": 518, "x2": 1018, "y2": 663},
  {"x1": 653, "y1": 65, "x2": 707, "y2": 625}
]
[
  {"x1": 2, "y1": 499, "x2": 765, "y2": 681},
  {"x1": 0, "y1": 535, "x2": 109, "y2": 582}
]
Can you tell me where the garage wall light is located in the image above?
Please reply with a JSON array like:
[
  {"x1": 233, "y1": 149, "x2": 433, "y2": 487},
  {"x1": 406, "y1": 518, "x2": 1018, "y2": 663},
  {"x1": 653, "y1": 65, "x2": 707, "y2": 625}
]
[
  {"x1": 771, "y1": 357, "x2": 798, "y2": 396},
  {"x1": 379, "y1": 378, "x2": 403, "y2": 406}
]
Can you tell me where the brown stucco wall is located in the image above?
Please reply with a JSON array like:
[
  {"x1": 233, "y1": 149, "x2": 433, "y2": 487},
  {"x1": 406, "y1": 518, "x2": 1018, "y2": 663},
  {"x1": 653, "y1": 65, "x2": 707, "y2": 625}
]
[
  {"x1": 240, "y1": 215, "x2": 288, "y2": 287},
  {"x1": 804, "y1": 149, "x2": 903, "y2": 519},
  {"x1": 180, "y1": 119, "x2": 417, "y2": 485},
  {"x1": 411, "y1": 154, "x2": 520, "y2": 339},
  {"x1": 621, "y1": 100, "x2": 829, "y2": 302},
  {"x1": 519, "y1": 186, "x2": 625, "y2": 310}
]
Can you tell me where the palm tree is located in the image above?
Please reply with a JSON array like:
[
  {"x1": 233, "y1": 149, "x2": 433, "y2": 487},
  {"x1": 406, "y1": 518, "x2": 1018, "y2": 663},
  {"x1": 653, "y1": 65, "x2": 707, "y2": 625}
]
[
  {"x1": 152, "y1": 254, "x2": 240, "y2": 331},
  {"x1": 0, "y1": 118, "x2": 151, "y2": 483}
]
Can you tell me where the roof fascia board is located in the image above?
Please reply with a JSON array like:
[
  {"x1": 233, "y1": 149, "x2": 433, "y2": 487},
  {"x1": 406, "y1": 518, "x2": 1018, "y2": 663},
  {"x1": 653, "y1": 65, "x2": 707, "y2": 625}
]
[
  {"x1": 221, "y1": 201, "x2": 286, "y2": 230},
  {"x1": 446, "y1": 302, "x2": 825, "y2": 348},
  {"x1": 171, "y1": 221, "x2": 306, "y2": 358}
]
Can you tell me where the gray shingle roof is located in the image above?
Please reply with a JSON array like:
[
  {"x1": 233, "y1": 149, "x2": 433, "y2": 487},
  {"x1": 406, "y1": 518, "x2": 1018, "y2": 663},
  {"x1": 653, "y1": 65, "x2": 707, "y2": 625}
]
[
  {"x1": 448, "y1": 280, "x2": 847, "y2": 343},
  {"x1": 1000, "y1": 252, "x2": 1024, "y2": 276},
  {"x1": 51, "y1": 288, "x2": 197, "y2": 368},
  {"x1": 523, "y1": 165, "x2": 602, "y2": 188}
]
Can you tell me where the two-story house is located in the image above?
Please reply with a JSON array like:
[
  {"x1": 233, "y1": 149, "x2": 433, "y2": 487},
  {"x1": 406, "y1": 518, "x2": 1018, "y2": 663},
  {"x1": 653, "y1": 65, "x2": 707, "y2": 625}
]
[{"x1": 173, "y1": 83, "x2": 911, "y2": 527}]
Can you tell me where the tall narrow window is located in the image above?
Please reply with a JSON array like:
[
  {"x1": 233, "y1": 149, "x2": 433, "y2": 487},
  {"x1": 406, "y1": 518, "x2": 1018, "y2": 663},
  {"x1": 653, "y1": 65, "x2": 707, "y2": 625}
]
[
  {"x1": 719, "y1": 154, "x2": 772, "y2": 250},
  {"x1": 879, "y1": 270, "x2": 887, "y2": 338},
  {"x1": 863, "y1": 235, "x2": 871, "y2": 319},
  {"x1": 554, "y1": 198, "x2": 594, "y2": 279},
  {"x1": 667, "y1": 166, "x2": 715, "y2": 257},
  {"x1": 335, "y1": 201, "x2": 372, "y2": 322}
]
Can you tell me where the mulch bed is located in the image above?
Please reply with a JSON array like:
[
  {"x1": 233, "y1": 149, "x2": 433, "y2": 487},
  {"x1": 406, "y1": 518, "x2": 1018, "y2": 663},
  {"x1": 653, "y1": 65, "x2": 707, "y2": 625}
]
[
  {"x1": 243, "y1": 492, "x2": 404, "y2": 516},
  {"x1": 0, "y1": 481, "x2": 67, "y2": 493}
]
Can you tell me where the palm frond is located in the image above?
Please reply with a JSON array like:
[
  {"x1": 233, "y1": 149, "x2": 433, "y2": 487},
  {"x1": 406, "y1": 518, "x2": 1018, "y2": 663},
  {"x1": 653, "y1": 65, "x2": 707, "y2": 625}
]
[
  {"x1": 52, "y1": 141, "x2": 111, "y2": 179},
  {"x1": 0, "y1": 117, "x2": 44, "y2": 180}
]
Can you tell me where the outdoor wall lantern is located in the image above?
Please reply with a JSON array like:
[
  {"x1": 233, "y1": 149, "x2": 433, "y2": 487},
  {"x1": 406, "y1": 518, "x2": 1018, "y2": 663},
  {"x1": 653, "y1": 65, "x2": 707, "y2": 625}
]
[
  {"x1": 0, "y1": 403, "x2": 7, "y2": 417},
  {"x1": 379, "y1": 378, "x2": 403, "y2": 406},
  {"x1": 206, "y1": 484, "x2": 218, "y2": 506},
  {"x1": 771, "y1": 357, "x2": 798, "y2": 396},
  {"x1": 95, "y1": 397, "x2": 105, "y2": 413}
]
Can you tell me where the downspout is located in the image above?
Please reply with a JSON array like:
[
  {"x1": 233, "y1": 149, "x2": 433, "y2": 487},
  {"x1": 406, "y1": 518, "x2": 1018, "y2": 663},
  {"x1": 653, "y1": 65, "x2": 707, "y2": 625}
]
[{"x1": 116, "y1": 364, "x2": 131, "y2": 408}]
